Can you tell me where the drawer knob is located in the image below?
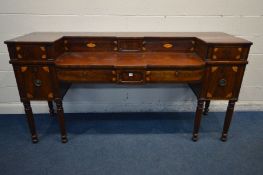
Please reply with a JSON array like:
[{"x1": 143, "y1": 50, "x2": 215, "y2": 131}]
[
  {"x1": 219, "y1": 79, "x2": 227, "y2": 87},
  {"x1": 34, "y1": 79, "x2": 42, "y2": 87}
]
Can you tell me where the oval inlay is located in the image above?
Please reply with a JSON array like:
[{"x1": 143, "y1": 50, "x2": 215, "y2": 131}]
[{"x1": 163, "y1": 43, "x2": 173, "y2": 49}]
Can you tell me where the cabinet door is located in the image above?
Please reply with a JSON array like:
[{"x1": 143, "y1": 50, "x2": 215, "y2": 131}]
[
  {"x1": 205, "y1": 65, "x2": 245, "y2": 100},
  {"x1": 17, "y1": 66, "x2": 54, "y2": 100}
]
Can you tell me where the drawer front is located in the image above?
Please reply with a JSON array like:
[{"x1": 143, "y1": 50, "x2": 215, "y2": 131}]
[
  {"x1": 57, "y1": 69, "x2": 116, "y2": 83},
  {"x1": 16, "y1": 66, "x2": 54, "y2": 100},
  {"x1": 14, "y1": 44, "x2": 48, "y2": 60},
  {"x1": 209, "y1": 46, "x2": 249, "y2": 61},
  {"x1": 64, "y1": 37, "x2": 117, "y2": 52},
  {"x1": 205, "y1": 66, "x2": 244, "y2": 99},
  {"x1": 117, "y1": 70, "x2": 145, "y2": 84},
  {"x1": 144, "y1": 38, "x2": 195, "y2": 52},
  {"x1": 146, "y1": 69, "x2": 204, "y2": 83}
]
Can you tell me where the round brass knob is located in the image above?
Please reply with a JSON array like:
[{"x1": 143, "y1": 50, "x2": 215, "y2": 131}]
[
  {"x1": 34, "y1": 79, "x2": 42, "y2": 87},
  {"x1": 219, "y1": 79, "x2": 227, "y2": 87}
]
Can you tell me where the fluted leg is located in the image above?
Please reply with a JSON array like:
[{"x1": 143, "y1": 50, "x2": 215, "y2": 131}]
[
  {"x1": 23, "y1": 101, "x2": 38, "y2": 143},
  {"x1": 192, "y1": 100, "x2": 205, "y2": 141},
  {"x1": 48, "y1": 101, "x2": 55, "y2": 116},
  {"x1": 221, "y1": 100, "x2": 236, "y2": 142},
  {"x1": 203, "y1": 100, "x2": 210, "y2": 115},
  {"x1": 54, "y1": 99, "x2": 68, "y2": 143}
]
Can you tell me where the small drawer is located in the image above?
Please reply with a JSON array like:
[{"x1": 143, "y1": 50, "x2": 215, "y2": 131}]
[
  {"x1": 117, "y1": 70, "x2": 145, "y2": 84},
  {"x1": 16, "y1": 66, "x2": 54, "y2": 100},
  {"x1": 146, "y1": 69, "x2": 204, "y2": 83},
  {"x1": 209, "y1": 46, "x2": 249, "y2": 60},
  {"x1": 57, "y1": 69, "x2": 116, "y2": 83},
  {"x1": 144, "y1": 38, "x2": 195, "y2": 52},
  {"x1": 15, "y1": 44, "x2": 48, "y2": 60},
  {"x1": 64, "y1": 37, "x2": 117, "y2": 52}
]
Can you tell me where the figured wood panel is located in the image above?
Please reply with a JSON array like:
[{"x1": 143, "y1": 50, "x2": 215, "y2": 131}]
[
  {"x1": 144, "y1": 38, "x2": 195, "y2": 52},
  {"x1": 147, "y1": 69, "x2": 204, "y2": 83},
  {"x1": 64, "y1": 37, "x2": 116, "y2": 52},
  {"x1": 57, "y1": 69, "x2": 115, "y2": 83},
  {"x1": 55, "y1": 52, "x2": 205, "y2": 69}
]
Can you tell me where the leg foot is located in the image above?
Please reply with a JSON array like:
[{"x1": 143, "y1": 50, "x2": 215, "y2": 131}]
[
  {"x1": 203, "y1": 100, "x2": 210, "y2": 115},
  {"x1": 192, "y1": 100, "x2": 204, "y2": 142},
  {"x1": 192, "y1": 134, "x2": 199, "y2": 142},
  {"x1": 221, "y1": 100, "x2": 236, "y2": 142},
  {"x1": 220, "y1": 133, "x2": 228, "y2": 142},
  {"x1": 32, "y1": 135, "x2": 39, "y2": 143},
  {"x1": 55, "y1": 99, "x2": 67, "y2": 143},
  {"x1": 61, "y1": 135, "x2": 68, "y2": 143},
  {"x1": 48, "y1": 101, "x2": 55, "y2": 116}
]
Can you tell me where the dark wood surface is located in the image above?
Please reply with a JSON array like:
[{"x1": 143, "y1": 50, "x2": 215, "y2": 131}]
[
  {"x1": 4, "y1": 32, "x2": 252, "y2": 143},
  {"x1": 55, "y1": 52, "x2": 205, "y2": 68},
  {"x1": 5, "y1": 32, "x2": 252, "y2": 44}
]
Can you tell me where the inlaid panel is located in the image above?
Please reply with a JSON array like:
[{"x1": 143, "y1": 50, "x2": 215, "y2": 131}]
[
  {"x1": 17, "y1": 66, "x2": 54, "y2": 100},
  {"x1": 144, "y1": 38, "x2": 195, "y2": 52},
  {"x1": 209, "y1": 46, "x2": 249, "y2": 61},
  {"x1": 14, "y1": 45, "x2": 48, "y2": 60},
  {"x1": 63, "y1": 37, "x2": 117, "y2": 52},
  {"x1": 205, "y1": 65, "x2": 245, "y2": 99}
]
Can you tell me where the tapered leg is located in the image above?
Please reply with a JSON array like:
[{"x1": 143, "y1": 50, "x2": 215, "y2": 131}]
[
  {"x1": 48, "y1": 101, "x2": 55, "y2": 116},
  {"x1": 23, "y1": 101, "x2": 38, "y2": 143},
  {"x1": 203, "y1": 100, "x2": 211, "y2": 115},
  {"x1": 54, "y1": 99, "x2": 67, "y2": 143},
  {"x1": 221, "y1": 100, "x2": 236, "y2": 142},
  {"x1": 192, "y1": 100, "x2": 205, "y2": 141}
]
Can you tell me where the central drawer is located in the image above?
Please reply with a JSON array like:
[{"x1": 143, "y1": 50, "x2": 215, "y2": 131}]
[
  {"x1": 117, "y1": 70, "x2": 145, "y2": 84},
  {"x1": 57, "y1": 69, "x2": 204, "y2": 83}
]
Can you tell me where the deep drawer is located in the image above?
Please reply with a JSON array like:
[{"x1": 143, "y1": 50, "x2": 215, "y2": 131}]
[
  {"x1": 15, "y1": 66, "x2": 54, "y2": 100},
  {"x1": 204, "y1": 65, "x2": 245, "y2": 99}
]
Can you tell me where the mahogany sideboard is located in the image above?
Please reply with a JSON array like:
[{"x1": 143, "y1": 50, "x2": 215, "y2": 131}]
[{"x1": 4, "y1": 32, "x2": 252, "y2": 143}]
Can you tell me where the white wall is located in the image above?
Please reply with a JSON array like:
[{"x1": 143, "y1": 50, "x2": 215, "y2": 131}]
[{"x1": 0, "y1": 0, "x2": 263, "y2": 113}]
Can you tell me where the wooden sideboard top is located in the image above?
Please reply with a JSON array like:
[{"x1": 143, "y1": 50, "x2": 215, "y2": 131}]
[
  {"x1": 55, "y1": 52, "x2": 205, "y2": 69},
  {"x1": 4, "y1": 32, "x2": 252, "y2": 45}
]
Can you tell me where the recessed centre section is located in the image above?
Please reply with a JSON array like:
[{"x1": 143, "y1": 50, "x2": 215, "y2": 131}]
[{"x1": 118, "y1": 38, "x2": 144, "y2": 52}]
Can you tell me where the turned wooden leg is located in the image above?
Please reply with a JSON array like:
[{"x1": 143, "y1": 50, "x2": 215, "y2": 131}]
[
  {"x1": 203, "y1": 100, "x2": 210, "y2": 115},
  {"x1": 54, "y1": 99, "x2": 68, "y2": 143},
  {"x1": 192, "y1": 100, "x2": 205, "y2": 141},
  {"x1": 48, "y1": 101, "x2": 55, "y2": 116},
  {"x1": 221, "y1": 100, "x2": 236, "y2": 142},
  {"x1": 23, "y1": 101, "x2": 38, "y2": 143}
]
